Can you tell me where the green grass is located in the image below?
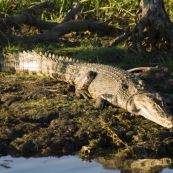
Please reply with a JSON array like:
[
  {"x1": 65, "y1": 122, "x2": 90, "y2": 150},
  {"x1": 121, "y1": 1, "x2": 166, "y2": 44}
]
[
  {"x1": 0, "y1": 0, "x2": 172, "y2": 24},
  {"x1": 164, "y1": 0, "x2": 173, "y2": 20},
  {"x1": 1, "y1": 37, "x2": 152, "y2": 69},
  {"x1": 1, "y1": 0, "x2": 173, "y2": 69},
  {"x1": 158, "y1": 55, "x2": 173, "y2": 71}
]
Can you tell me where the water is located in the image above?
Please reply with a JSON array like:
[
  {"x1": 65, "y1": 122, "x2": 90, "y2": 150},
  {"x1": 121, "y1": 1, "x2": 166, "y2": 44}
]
[{"x1": 0, "y1": 155, "x2": 172, "y2": 173}]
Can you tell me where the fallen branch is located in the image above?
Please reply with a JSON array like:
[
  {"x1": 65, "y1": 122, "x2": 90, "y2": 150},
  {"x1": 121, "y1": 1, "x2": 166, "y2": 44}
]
[
  {"x1": 0, "y1": 1, "x2": 124, "y2": 44},
  {"x1": 109, "y1": 31, "x2": 132, "y2": 47},
  {"x1": 1, "y1": 13, "x2": 58, "y2": 31},
  {"x1": 0, "y1": 2, "x2": 83, "y2": 33},
  {"x1": 60, "y1": 2, "x2": 83, "y2": 23},
  {"x1": 26, "y1": 1, "x2": 57, "y2": 13},
  {"x1": 0, "y1": 31, "x2": 20, "y2": 44},
  {"x1": 0, "y1": 1, "x2": 58, "y2": 32},
  {"x1": 128, "y1": 65, "x2": 173, "y2": 92},
  {"x1": 31, "y1": 20, "x2": 123, "y2": 42},
  {"x1": 127, "y1": 66, "x2": 158, "y2": 73}
]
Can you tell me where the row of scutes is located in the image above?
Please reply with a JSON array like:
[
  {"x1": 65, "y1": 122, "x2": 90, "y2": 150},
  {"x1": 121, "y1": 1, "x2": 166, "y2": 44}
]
[
  {"x1": 38, "y1": 50, "x2": 80, "y2": 64},
  {"x1": 3, "y1": 50, "x2": 141, "y2": 88},
  {"x1": 5, "y1": 50, "x2": 80, "y2": 65}
]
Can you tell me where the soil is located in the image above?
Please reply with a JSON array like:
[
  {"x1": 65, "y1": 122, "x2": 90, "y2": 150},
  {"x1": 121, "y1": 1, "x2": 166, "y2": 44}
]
[{"x1": 0, "y1": 72, "x2": 173, "y2": 159}]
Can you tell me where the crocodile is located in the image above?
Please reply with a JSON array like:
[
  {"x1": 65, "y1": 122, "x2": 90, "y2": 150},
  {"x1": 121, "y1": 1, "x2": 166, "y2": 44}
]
[{"x1": 0, "y1": 50, "x2": 173, "y2": 128}]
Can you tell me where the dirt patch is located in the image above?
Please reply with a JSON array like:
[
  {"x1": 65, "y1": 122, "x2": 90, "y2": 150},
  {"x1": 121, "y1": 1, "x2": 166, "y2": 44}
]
[{"x1": 0, "y1": 72, "x2": 173, "y2": 158}]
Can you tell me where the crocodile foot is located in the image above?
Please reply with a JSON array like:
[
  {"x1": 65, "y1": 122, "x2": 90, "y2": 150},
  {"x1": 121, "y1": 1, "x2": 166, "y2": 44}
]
[
  {"x1": 75, "y1": 89, "x2": 92, "y2": 99},
  {"x1": 75, "y1": 70, "x2": 97, "y2": 99}
]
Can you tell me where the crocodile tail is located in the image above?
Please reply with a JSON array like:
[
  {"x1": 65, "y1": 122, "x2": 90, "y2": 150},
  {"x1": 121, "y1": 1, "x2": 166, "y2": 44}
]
[
  {"x1": 0, "y1": 53, "x2": 17, "y2": 73},
  {"x1": 0, "y1": 50, "x2": 80, "y2": 77}
]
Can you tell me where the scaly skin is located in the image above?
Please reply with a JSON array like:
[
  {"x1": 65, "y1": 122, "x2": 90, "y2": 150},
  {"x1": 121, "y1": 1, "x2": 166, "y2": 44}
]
[{"x1": 0, "y1": 50, "x2": 173, "y2": 128}]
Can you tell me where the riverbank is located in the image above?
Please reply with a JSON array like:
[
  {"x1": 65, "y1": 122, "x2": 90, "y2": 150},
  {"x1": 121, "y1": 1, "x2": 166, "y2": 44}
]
[{"x1": 0, "y1": 72, "x2": 173, "y2": 159}]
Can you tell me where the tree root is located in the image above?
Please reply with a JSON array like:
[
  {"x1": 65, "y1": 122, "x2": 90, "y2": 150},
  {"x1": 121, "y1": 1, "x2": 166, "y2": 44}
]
[{"x1": 127, "y1": 0, "x2": 173, "y2": 54}]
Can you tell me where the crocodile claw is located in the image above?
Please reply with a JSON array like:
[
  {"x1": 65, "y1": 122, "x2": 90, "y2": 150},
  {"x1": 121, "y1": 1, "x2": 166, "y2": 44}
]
[{"x1": 75, "y1": 89, "x2": 92, "y2": 99}]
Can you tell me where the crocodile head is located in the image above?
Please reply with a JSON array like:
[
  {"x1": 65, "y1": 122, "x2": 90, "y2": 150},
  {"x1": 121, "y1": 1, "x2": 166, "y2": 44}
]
[{"x1": 127, "y1": 92, "x2": 173, "y2": 128}]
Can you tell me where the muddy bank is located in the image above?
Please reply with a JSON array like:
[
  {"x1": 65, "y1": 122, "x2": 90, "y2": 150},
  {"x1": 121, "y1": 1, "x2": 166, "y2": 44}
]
[{"x1": 0, "y1": 72, "x2": 173, "y2": 158}]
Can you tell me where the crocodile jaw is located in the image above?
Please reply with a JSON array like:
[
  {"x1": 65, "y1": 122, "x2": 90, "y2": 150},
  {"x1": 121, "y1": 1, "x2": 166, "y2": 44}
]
[
  {"x1": 137, "y1": 105, "x2": 173, "y2": 128},
  {"x1": 127, "y1": 92, "x2": 173, "y2": 129}
]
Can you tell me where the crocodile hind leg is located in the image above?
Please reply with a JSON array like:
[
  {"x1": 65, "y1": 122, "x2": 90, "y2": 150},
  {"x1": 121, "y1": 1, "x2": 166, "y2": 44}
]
[{"x1": 75, "y1": 71, "x2": 97, "y2": 99}]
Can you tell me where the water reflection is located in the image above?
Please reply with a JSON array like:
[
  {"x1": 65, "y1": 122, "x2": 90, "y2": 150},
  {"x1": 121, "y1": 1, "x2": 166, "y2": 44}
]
[
  {"x1": 0, "y1": 155, "x2": 173, "y2": 173},
  {"x1": 94, "y1": 156, "x2": 173, "y2": 173}
]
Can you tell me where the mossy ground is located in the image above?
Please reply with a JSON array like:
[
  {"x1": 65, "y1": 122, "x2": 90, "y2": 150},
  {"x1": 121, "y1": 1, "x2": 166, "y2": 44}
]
[{"x1": 0, "y1": 72, "x2": 173, "y2": 159}]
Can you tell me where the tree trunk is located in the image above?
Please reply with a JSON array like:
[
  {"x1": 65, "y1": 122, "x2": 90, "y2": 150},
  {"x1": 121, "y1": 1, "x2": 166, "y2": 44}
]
[{"x1": 129, "y1": 0, "x2": 173, "y2": 54}]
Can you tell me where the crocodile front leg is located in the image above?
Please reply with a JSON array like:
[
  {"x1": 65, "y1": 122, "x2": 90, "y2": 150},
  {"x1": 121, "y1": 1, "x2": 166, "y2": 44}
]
[
  {"x1": 75, "y1": 71, "x2": 97, "y2": 99},
  {"x1": 96, "y1": 97, "x2": 105, "y2": 109},
  {"x1": 96, "y1": 94, "x2": 116, "y2": 109}
]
